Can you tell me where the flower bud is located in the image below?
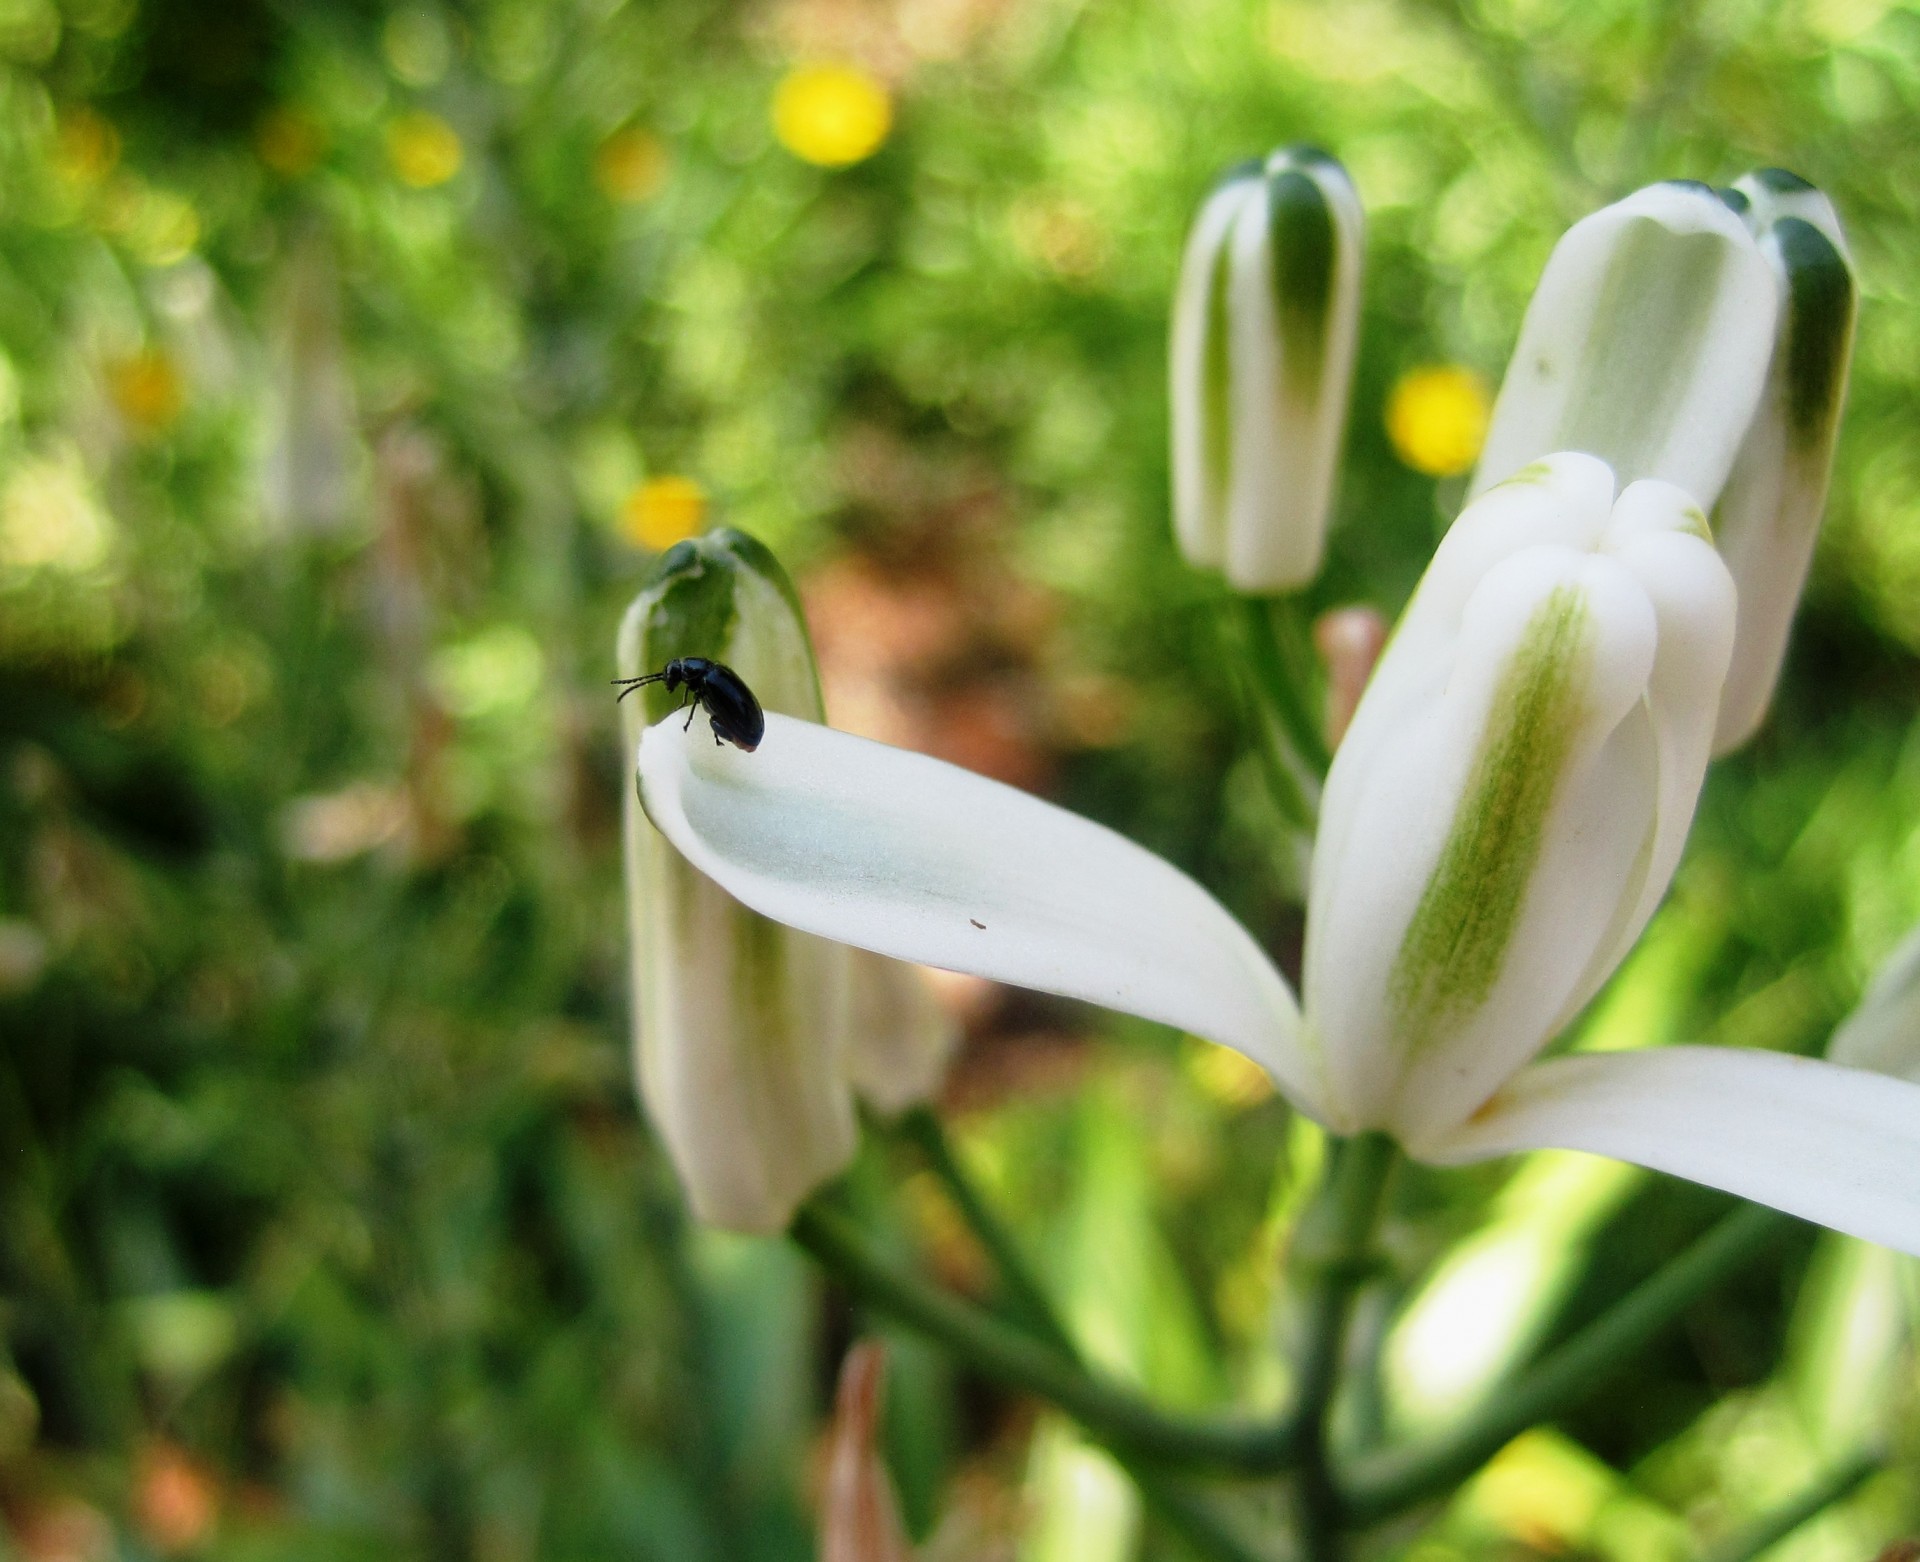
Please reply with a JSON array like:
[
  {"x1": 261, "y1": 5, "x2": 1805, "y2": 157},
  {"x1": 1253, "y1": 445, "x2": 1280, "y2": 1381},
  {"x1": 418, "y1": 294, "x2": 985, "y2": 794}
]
[
  {"x1": 1304, "y1": 453, "x2": 1735, "y2": 1144},
  {"x1": 1709, "y1": 170, "x2": 1857, "y2": 754},
  {"x1": 618, "y1": 529, "x2": 856, "y2": 1232},
  {"x1": 1470, "y1": 182, "x2": 1778, "y2": 510},
  {"x1": 1170, "y1": 146, "x2": 1364, "y2": 592}
]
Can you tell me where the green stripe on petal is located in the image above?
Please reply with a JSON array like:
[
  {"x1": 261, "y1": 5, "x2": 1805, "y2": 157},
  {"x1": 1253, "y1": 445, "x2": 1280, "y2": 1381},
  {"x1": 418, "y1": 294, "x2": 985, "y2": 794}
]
[
  {"x1": 1775, "y1": 216, "x2": 1855, "y2": 447},
  {"x1": 1267, "y1": 167, "x2": 1336, "y2": 402},
  {"x1": 1558, "y1": 218, "x2": 1735, "y2": 474},
  {"x1": 1389, "y1": 585, "x2": 1593, "y2": 1047},
  {"x1": 1203, "y1": 232, "x2": 1235, "y2": 507}
]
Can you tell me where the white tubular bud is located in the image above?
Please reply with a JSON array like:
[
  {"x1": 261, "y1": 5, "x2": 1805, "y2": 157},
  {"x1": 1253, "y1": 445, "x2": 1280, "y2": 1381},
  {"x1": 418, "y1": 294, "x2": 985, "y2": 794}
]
[
  {"x1": 618, "y1": 529, "x2": 855, "y2": 1233},
  {"x1": 1171, "y1": 146, "x2": 1364, "y2": 593},
  {"x1": 1303, "y1": 453, "x2": 1735, "y2": 1144},
  {"x1": 1470, "y1": 182, "x2": 1779, "y2": 510}
]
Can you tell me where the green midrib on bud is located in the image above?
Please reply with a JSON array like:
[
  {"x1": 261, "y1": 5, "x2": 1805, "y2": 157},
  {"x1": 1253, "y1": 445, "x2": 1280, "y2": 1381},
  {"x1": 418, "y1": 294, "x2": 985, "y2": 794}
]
[
  {"x1": 1554, "y1": 219, "x2": 1732, "y2": 477},
  {"x1": 1774, "y1": 216, "x2": 1854, "y2": 448},
  {"x1": 1388, "y1": 586, "x2": 1592, "y2": 1051},
  {"x1": 1203, "y1": 230, "x2": 1235, "y2": 508},
  {"x1": 1267, "y1": 168, "x2": 1335, "y2": 404},
  {"x1": 640, "y1": 538, "x2": 740, "y2": 722}
]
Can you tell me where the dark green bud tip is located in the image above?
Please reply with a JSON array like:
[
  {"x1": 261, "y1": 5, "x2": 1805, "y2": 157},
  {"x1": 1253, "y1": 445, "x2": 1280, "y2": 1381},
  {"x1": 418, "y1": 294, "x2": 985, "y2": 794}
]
[
  {"x1": 1751, "y1": 167, "x2": 1816, "y2": 194},
  {"x1": 1715, "y1": 185, "x2": 1751, "y2": 215},
  {"x1": 1775, "y1": 217, "x2": 1855, "y2": 444}
]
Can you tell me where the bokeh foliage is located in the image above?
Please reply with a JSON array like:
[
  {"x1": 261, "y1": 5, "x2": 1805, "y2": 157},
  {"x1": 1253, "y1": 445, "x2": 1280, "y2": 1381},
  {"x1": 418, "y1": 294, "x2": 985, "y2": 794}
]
[{"x1": 3, "y1": 0, "x2": 1919, "y2": 1557}]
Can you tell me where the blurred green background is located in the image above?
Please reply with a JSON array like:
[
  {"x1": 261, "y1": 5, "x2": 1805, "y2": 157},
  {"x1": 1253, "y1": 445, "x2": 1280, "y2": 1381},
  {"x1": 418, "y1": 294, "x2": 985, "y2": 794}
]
[{"x1": 3, "y1": 0, "x2": 1920, "y2": 1557}]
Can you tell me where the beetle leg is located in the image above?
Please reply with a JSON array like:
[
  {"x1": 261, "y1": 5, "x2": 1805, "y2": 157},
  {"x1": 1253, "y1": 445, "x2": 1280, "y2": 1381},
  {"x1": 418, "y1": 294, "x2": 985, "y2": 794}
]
[{"x1": 683, "y1": 700, "x2": 698, "y2": 732}]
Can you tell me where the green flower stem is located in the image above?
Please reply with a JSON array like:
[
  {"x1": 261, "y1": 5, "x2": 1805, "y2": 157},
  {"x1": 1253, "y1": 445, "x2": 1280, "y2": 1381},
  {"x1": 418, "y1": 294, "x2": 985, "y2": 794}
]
[
  {"x1": 1288, "y1": 1133, "x2": 1399, "y2": 1562},
  {"x1": 897, "y1": 1106, "x2": 1076, "y2": 1354},
  {"x1": 1699, "y1": 1446, "x2": 1881, "y2": 1562},
  {"x1": 1235, "y1": 596, "x2": 1334, "y2": 781},
  {"x1": 897, "y1": 1108, "x2": 1275, "y2": 1562},
  {"x1": 1340, "y1": 1201, "x2": 1787, "y2": 1524},
  {"x1": 790, "y1": 1199, "x2": 1304, "y2": 1475}
]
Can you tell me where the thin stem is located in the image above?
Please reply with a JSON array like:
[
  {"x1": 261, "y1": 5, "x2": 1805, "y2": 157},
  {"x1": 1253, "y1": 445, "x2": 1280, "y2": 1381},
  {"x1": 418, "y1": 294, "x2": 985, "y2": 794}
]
[
  {"x1": 1289, "y1": 1134, "x2": 1398, "y2": 1561},
  {"x1": 1235, "y1": 597, "x2": 1333, "y2": 780},
  {"x1": 897, "y1": 1109, "x2": 1274, "y2": 1562},
  {"x1": 1341, "y1": 1201, "x2": 1787, "y2": 1523},
  {"x1": 1699, "y1": 1447, "x2": 1881, "y2": 1562},
  {"x1": 791, "y1": 1200, "x2": 1304, "y2": 1475},
  {"x1": 898, "y1": 1107, "x2": 1076, "y2": 1355}
]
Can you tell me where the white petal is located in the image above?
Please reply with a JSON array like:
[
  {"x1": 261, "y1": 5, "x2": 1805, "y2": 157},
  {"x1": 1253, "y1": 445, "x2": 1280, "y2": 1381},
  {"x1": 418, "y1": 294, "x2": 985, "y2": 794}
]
[
  {"x1": 1828, "y1": 924, "x2": 1920, "y2": 1084},
  {"x1": 1421, "y1": 1047, "x2": 1920, "y2": 1257},
  {"x1": 637, "y1": 713, "x2": 1322, "y2": 1110},
  {"x1": 1170, "y1": 174, "x2": 1257, "y2": 573},
  {"x1": 1470, "y1": 182, "x2": 1778, "y2": 508},
  {"x1": 1305, "y1": 538, "x2": 1661, "y2": 1138},
  {"x1": 1711, "y1": 174, "x2": 1857, "y2": 754},
  {"x1": 846, "y1": 952, "x2": 959, "y2": 1116},
  {"x1": 1221, "y1": 149, "x2": 1365, "y2": 592}
]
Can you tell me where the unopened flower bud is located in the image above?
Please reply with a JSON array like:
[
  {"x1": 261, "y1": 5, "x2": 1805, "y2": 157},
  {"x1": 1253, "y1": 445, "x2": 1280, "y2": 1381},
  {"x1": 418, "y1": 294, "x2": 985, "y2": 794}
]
[
  {"x1": 1470, "y1": 181, "x2": 1779, "y2": 510},
  {"x1": 1171, "y1": 146, "x2": 1364, "y2": 592},
  {"x1": 1306, "y1": 453, "x2": 1735, "y2": 1143},
  {"x1": 618, "y1": 529, "x2": 855, "y2": 1232}
]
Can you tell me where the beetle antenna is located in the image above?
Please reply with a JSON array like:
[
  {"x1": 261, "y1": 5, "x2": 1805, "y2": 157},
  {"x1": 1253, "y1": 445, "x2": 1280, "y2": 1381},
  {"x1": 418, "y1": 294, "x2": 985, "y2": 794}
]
[{"x1": 611, "y1": 672, "x2": 667, "y2": 702}]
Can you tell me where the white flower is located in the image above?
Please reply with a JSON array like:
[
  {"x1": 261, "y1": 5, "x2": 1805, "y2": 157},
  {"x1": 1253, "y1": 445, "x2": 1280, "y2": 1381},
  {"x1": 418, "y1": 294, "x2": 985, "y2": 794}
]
[
  {"x1": 634, "y1": 464, "x2": 1920, "y2": 1257},
  {"x1": 619, "y1": 530, "x2": 953, "y2": 1233},
  {"x1": 1170, "y1": 147, "x2": 1364, "y2": 592},
  {"x1": 1301, "y1": 454, "x2": 1732, "y2": 1144}
]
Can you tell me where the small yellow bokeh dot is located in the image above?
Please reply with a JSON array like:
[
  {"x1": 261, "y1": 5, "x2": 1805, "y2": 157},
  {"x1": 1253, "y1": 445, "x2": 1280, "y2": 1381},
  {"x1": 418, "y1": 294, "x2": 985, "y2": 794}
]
[
  {"x1": 387, "y1": 111, "x2": 462, "y2": 188},
  {"x1": 621, "y1": 475, "x2": 706, "y2": 551},
  {"x1": 257, "y1": 108, "x2": 325, "y2": 178},
  {"x1": 594, "y1": 127, "x2": 668, "y2": 203},
  {"x1": 52, "y1": 106, "x2": 121, "y2": 188},
  {"x1": 771, "y1": 62, "x2": 892, "y2": 168},
  {"x1": 1385, "y1": 364, "x2": 1493, "y2": 478},
  {"x1": 108, "y1": 350, "x2": 185, "y2": 433}
]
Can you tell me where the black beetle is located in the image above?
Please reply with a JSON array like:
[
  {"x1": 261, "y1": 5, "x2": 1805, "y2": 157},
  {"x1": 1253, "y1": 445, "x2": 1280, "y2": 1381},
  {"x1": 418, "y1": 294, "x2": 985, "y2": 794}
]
[{"x1": 613, "y1": 657, "x2": 766, "y2": 752}]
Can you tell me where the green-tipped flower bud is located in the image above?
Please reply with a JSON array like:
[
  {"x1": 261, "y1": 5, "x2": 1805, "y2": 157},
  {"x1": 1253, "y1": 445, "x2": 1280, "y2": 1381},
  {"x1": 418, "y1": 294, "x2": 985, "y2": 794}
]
[
  {"x1": 618, "y1": 529, "x2": 855, "y2": 1233},
  {"x1": 1171, "y1": 146, "x2": 1364, "y2": 593},
  {"x1": 1470, "y1": 181, "x2": 1779, "y2": 509},
  {"x1": 1710, "y1": 170, "x2": 1857, "y2": 754},
  {"x1": 618, "y1": 530, "x2": 958, "y2": 1229}
]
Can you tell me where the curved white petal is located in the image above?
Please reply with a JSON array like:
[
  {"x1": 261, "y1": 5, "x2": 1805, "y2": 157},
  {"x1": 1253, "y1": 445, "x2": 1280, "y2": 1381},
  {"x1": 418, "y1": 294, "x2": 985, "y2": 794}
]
[
  {"x1": 1420, "y1": 1047, "x2": 1920, "y2": 1257},
  {"x1": 1171, "y1": 173, "x2": 1258, "y2": 573},
  {"x1": 1711, "y1": 172, "x2": 1857, "y2": 754},
  {"x1": 638, "y1": 713, "x2": 1322, "y2": 1109},
  {"x1": 1470, "y1": 182, "x2": 1778, "y2": 508},
  {"x1": 1305, "y1": 460, "x2": 1732, "y2": 1142},
  {"x1": 846, "y1": 951, "x2": 959, "y2": 1116},
  {"x1": 1828, "y1": 924, "x2": 1920, "y2": 1084}
]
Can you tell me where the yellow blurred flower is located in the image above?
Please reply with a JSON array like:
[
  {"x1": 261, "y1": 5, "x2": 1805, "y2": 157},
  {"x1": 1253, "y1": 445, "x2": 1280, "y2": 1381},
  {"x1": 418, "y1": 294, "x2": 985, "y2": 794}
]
[
  {"x1": 256, "y1": 108, "x2": 325, "y2": 177},
  {"x1": 621, "y1": 476, "x2": 706, "y2": 550},
  {"x1": 594, "y1": 127, "x2": 668, "y2": 203},
  {"x1": 1384, "y1": 364, "x2": 1492, "y2": 478},
  {"x1": 52, "y1": 106, "x2": 120, "y2": 188},
  {"x1": 386, "y1": 111, "x2": 462, "y2": 188},
  {"x1": 0, "y1": 446, "x2": 114, "y2": 573},
  {"x1": 771, "y1": 63, "x2": 892, "y2": 168},
  {"x1": 108, "y1": 350, "x2": 184, "y2": 433},
  {"x1": 128, "y1": 192, "x2": 200, "y2": 266}
]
